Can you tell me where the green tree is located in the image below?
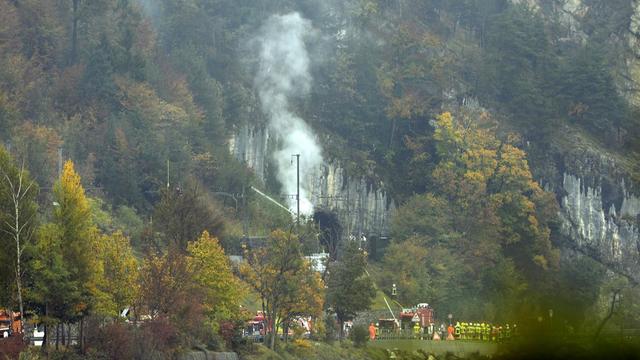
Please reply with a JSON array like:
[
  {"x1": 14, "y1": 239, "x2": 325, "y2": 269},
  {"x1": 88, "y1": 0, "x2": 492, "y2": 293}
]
[
  {"x1": 325, "y1": 241, "x2": 375, "y2": 338},
  {"x1": 30, "y1": 223, "x2": 74, "y2": 349}
]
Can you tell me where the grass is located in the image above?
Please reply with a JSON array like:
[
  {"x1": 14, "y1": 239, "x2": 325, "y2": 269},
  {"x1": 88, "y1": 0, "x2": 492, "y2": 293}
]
[{"x1": 369, "y1": 339, "x2": 498, "y2": 357}]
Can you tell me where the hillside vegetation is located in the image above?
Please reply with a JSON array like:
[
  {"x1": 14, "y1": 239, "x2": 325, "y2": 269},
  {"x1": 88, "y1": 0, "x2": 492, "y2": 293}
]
[{"x1": 0, "y1": 0, "x2": 639, "y2": 358}]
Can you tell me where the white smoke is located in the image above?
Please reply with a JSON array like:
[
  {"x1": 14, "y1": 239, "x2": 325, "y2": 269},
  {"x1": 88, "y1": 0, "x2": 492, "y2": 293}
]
[{"x1": 255, "y1": 13, "x2": 323, "y2": 216}]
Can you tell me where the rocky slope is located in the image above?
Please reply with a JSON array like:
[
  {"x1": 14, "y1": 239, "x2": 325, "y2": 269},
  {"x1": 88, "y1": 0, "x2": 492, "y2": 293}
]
[{"x1": 514, "y1": 0, "x2": 640, "y2": 282}]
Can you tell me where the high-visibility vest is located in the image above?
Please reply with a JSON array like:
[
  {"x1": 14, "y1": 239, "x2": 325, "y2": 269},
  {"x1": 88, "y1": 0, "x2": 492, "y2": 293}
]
[{"x1": 455, "y1": 324, "x2": 461, "y2": 336}]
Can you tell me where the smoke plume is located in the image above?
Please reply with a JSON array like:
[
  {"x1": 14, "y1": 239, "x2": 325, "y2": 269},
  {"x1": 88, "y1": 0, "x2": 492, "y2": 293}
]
[{"x1": 255, "y1": 13, "x2": 323, "y2": 216}]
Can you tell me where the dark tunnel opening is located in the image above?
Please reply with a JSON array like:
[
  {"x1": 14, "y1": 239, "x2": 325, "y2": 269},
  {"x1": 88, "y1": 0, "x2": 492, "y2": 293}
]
[{"x1": 312, "y1": 209, "x2": 342, "y2": 261}]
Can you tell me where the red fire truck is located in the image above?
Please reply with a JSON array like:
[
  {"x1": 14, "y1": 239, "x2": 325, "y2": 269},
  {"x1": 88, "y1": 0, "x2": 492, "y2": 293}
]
[{"x1": 399, "y1": 303, "x2": 434, "y2": 330}]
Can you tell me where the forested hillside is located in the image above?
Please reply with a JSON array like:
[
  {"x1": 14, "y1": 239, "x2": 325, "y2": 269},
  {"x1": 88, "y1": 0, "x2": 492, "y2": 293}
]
[
  {"x1": 1, "y1": 0, "x2": 639, "y2": 358},
  {"x1": 1, "y1": 0, "x2": 638, "y2": 221}
]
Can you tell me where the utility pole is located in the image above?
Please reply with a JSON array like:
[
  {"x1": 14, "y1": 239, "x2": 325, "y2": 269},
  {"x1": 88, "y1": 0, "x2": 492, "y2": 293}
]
[
  {"x1": 292, "y1": 154, "x2": 300, "y2": 226},
  {"x1": 166, "y1": 159, "x2": 170, "y2": 189}
]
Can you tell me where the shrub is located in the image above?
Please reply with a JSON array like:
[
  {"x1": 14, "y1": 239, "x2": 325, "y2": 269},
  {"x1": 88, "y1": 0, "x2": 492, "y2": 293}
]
[
  {"x1": 88, "y1": 321, "x2": 134, "y2": 360},
  {"x1": 349, "y1": 325, "x2": 369, "y2": 348}
]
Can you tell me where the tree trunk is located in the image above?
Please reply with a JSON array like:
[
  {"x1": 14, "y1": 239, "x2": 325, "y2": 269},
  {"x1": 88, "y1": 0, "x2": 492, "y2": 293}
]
[
  {"x1": 283, "y1": 320, "x2": 289, "y2": 344},
  {"x1": 593, "y1": 289, "x2": 620, "y2": 341},
  {"x1": 55, "y1": 323, "x2": 59, "y2": 350},
  {"x1": 339, "y1": 319, "x2": 344, "y2": 340},
  {"x1": 15, "y1": 251, "x2": 23, "y2": 334},
  {"x1": 79, "y1": 317, "x2": 84, "y2": 352},
  {"x1": 269, "y1": 305, "x2": 277, "y2": 350},
  {"x1": 43, "y1": 303, "x2": 48, "y2": 352},
  {"x1": 389, "y1": 119, "x2": 397, "y2": 148}
]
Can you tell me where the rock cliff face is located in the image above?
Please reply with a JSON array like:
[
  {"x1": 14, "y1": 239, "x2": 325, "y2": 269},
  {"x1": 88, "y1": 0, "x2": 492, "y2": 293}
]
[
  {"x1": 508, "y1": 0, "x2": 640, "y2": 281},
  {"x1": 514, "y1": 0, "x2": 640, "y2": 105},
  {"x1": 229, "y1": 124, "x2": 270, "y2": 183},
  {"x1": 229, "y1": 124, "x2": 395, "y2": 237},
  {"x1": 560, "y1": 172, "x2": 640, "y2": 282}
]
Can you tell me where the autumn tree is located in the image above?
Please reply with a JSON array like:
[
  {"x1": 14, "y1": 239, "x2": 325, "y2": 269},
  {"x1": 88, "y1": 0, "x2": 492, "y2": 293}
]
[
  {"x1": 187, "y1": 231, "x2": 244, "y2": 330},
  {"x1": 388, "y1": 110, "x2": 559, "y2": 319},
  {"x1": 153, "y1": 182, "x2": 225, "y2": 251},
  {"x1": 138, "y1": 249, "x2": 211, "y2": 347},
  {"x1": 0, "y1": 146, "x2": 38, "y2": 332},
  {"x1": 325, "y1": 240, "x2": 375, "y2": 339},
  {"x1": 94, "y1": 231, "x2": 138, "y2": 317},
  {"x1": 38, "y1": 160, "x2": 106, "y2": 342},
  {"x1": 241, "y1": 229, "x2": 324, "y2": 349}
]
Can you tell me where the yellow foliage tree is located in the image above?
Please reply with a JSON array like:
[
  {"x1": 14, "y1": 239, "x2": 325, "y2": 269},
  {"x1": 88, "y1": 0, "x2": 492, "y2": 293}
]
[
  {"x1": 53, "y1": 161, "x2": 104, "y2": 318},
  {"x1": 94, "y1": 231, "x2": 139, "y2": 317},
  {"x1": 431, "y1": 112, "x2": 559, "y2": 283},
  {"x1": 187, "y1": 231, "x2": 244, "y2": 326},
  {"x1": 240, "y1": 229, "x2": 324, "y2": 349}
]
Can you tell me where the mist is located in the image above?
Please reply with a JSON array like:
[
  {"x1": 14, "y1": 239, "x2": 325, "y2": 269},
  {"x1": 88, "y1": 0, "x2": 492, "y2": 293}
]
[{"x1": 254, "y1": 12, "x2": 323, "y2": 216}]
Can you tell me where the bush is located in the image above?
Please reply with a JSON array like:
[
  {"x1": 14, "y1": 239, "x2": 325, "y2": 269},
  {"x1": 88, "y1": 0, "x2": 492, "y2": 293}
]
[
  {"x1": 88, "y1": 321, "x2": 134, "y2": 360},
  {"x1": 349, "y1": 325, "x2": 369, "y2": 348},
  {"x1": 323, "y1": 315, "x2": 338, "y2": 343}
]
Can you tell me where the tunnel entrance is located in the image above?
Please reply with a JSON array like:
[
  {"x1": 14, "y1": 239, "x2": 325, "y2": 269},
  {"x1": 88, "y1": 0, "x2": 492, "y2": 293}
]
[{"x1": 313, "y1": 209, "x2": 342, "y2": 261}]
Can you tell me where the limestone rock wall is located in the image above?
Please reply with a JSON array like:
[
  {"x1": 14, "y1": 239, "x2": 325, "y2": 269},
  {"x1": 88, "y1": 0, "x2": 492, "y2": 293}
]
[
  {"x1": 559, "y1": 173, "x2": 640, "y2": 282},
  {"x1": 228, "y1": 124, "x2": 270, "y2": 183},
  {"x1": 229, "y1": 125, "x2": 395, "y2": 237},
  {"x1": 306, "y1": 162, "x2": 394, "y2": 237}
]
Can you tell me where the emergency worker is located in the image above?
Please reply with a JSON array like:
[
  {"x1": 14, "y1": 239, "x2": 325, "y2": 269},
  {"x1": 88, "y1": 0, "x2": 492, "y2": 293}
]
[
  {"x1": 455, "y1": 322, "x2": 461, "y2": 339},
  {"x1": 369, "y1": 323, "x2": 376, "y2": 341},
  {"x1": 413, "y1": 322, "x2": 421, "y2": 339}
]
